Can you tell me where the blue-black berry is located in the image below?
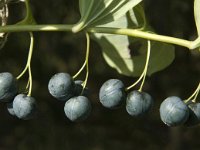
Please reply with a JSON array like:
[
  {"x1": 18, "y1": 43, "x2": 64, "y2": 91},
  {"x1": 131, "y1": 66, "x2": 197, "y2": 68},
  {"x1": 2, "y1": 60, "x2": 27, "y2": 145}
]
[
  {"x1": 0, "y1": 72, "x2": 18, "y2": 102},
  {"x1": 48, "y1": 73, "x2": 75, "y2": 101},
  {"x1": 99, "y1": 79, "x2": 126, "y2": 109},
  {"x1": 185, "y1": 102, "x2": 200, "y2": 127},
  {"x1": 64, "y1": 96, "x2": 92, "y2": 122},
  {"x1": 160, "y1": 96, "x2": 189, "y2": 126},
  {"x1": 7, "y1": 102, "x2": 15, "y2": 116},
  {"x1": 13, "y1": 94, "x2": 37, "y2": 120},
  {"x1": 126, "y1": 90, "x2": 153, "y2": 117}
]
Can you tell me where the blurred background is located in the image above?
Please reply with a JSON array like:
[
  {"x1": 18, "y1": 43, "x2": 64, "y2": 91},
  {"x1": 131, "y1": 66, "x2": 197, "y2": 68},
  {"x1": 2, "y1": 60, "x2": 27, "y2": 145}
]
[{"x1": 0, "y1": 0, "x2": 200, "y2": 149}]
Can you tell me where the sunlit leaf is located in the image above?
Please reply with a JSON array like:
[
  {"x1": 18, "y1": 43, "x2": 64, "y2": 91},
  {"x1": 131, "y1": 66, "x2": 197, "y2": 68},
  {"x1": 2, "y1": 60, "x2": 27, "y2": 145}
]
[
  {"x1": 92, "y1": 5, "x2": 175, "y2": 77},
  {"x1": 73, "y1": 0, "x2": 142, "y2": 32}
]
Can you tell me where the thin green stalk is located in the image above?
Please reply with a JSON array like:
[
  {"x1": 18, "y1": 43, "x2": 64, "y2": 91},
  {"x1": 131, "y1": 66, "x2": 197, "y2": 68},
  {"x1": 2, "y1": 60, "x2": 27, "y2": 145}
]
[
  {"x1": 73, "y1": 61, "x2": 87, "y2": 79},
  {"x1": 16, "y1": 32, "x2": 34, "y2": 96},
  {"x1": 126, "y1": 40, "x2": 151, "y2": 91},
  {"x1": 82, "y1": 32, "x2": 90, "y2": 91},
  {"x1": 27, "y1": 65, "x2": 32, "y2": 96},
  {"x1": 26, "y1": 79, "x2": 30, "y2": 90},
  {"x1": 16, "y1": 32, "x2": 34, "y2": 80},
  {"x1": 184, "y1": 82, "x2": 200, "y2": 103},
  {"x1": 138, "y1": 40, "x2": 151, "y2": 92},
  {"x1": 193, "y1": 88, "x2": 200, "y2": 102}
]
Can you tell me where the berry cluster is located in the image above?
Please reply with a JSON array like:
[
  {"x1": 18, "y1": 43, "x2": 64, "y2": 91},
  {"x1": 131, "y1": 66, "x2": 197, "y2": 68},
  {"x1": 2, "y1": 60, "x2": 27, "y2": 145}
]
[
  {"x1": 0, "y1": 72, "x2": 37, "y2": 120},
  {"x1": 160, "y1": 96, "x2": 200, "y2": 127},
  {"x1": 48, "y1": 73, "x2": 92, "y2": 122},
  {"x1": 99, "y1": 79, "x2": 154, "y2": 117}
]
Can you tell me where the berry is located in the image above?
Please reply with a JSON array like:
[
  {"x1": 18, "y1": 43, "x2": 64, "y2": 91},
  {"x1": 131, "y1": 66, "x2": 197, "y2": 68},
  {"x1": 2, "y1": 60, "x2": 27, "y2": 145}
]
[
  {"x1": 185, "y1": 102, "x2": 200, "y2": 127},
  {"x1": 0, "y1": 72, "x2": 18, "y2": 102},
  {"x1": 126, "y1": 90, "x2": 153, "y2": 117},
  {"x1": 48, "y1": 73, "x2": 75, "y2": 101},
  {"x1": 64, "y1": 96, "x2": 92, "y2": 122},
  {"x1": 160, "y1": 96, "x2": 189, "y2": 126},
  {"x1": 99, "y1": 79, "x2": 126, "y2": 109},
  {"x1": 13, "y1": 94, "x2": 37, "y2": 120},
  {"x1": 74, "y1": 80, "x2": 89, "y2": 96},
  {"x1": 7, "y1": 102, "x2": 15, "y2": 116}
]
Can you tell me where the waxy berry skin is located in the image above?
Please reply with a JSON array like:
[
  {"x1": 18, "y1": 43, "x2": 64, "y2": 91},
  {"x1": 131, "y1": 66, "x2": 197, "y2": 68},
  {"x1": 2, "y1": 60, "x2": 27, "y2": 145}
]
[
  {"x1": 64, "y1": 96, "x2": 92, "y2": 122},
  {"x1": 48, "y1": 73, "x2": 75, "y2": 101},
  {"x1": 160, "y1": 96, "x2": 189, "y2": 126},
  {"x1": 126, "y1": 91, "x2": 153, "y2": 117},
  {"x1": 0, "y1": 72, "x2": 18, "y2": 102},
  {"x1": 99, "y1": 79, "x2": 126, "y2": 109},
  {"x1": 185, "y1": 102, "x2": 200, "y2": 127},
  {"x1": 13, "y1": 94, "x2": 37, "y2": 120},
  {"x1": 7, "y1": 102, "x2": 15, "y2": 116}
]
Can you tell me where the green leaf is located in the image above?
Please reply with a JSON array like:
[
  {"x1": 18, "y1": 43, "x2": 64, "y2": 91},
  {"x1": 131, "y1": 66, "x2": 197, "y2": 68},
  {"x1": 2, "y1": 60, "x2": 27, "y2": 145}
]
[
  {"x1": 131, "y1": 40, "x2": 175, "y2": 76},
  {"x1": 194, "y1": 0, "x2": 200, "y2": 36},
  {"x1": 73, "y1": 0, "x2": 142, "y2": 32},
  {"x1": 92, "y1": 6, "x2": 175, "y2": 77}
]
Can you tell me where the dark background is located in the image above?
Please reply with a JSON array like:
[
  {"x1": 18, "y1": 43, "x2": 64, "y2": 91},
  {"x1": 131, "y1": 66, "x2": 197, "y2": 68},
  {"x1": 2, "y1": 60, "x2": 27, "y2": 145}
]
[{"x1": 0, "y1": 0, "x2": 200, "y2": 149}]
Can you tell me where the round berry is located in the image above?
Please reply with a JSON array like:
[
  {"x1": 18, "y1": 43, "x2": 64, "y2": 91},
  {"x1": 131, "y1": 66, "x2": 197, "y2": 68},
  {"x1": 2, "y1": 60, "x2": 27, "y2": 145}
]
[
  {"x1": 7, "y1": 102, "x2": 15, "y2": 116},
  {"x1": 99, "y1": 79, "x2": 126, "y2": 109},
  {"x1": 64, "y1": 96, "x2": 92, "y2": 122},
  {"x1": 48, "y1": 73, "x2": 75, "y2": 101},
  {"x1": 185, "y1": 102, "x2": 200, "y2": 127},
  {"x1": 0, "y1": 72, "x2": 18, "y2": 102},
  {"x1": 126, "y1": 91, "x2": 153, "y2": 117},
  {"x1": 160, "y1": 96, "x2": 189, "y2": 126},
  {"x1": 13, "y1": 94, "x2": 37, "y2": 120},
  {"x1": 74, "y1": 80, "x2": 89, "y2": 96}
]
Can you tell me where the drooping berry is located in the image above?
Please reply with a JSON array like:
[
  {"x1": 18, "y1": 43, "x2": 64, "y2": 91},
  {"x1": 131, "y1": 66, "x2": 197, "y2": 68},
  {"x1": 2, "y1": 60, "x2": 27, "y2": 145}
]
[
  {"x1": 126, "y1": 90, "x2": 153, "y2": 117},
  {"x1": 7, "y1": 102, "x2": 15, "y2": 116},
  {"x1": 0, "y1": 72, "x2": 18, "y2": 102},
  {"x1": 13, "y1": 94, "x2": 37, "y2": 120},
  {"x1": 64, "y1": 96, "x2": 92, "y2": 122},
  {"x1": 185, "y1": 102, "x2": 200, "y2": 127},
  {"x1": 48, "y1": 73, "x2": 75, "y2": 101},
  {"x1": 99, "y1": 79, "x2": 126, "y2": 109},
  {"x1": 160, "y1": 96, "x2": 189, "y2": 126}
]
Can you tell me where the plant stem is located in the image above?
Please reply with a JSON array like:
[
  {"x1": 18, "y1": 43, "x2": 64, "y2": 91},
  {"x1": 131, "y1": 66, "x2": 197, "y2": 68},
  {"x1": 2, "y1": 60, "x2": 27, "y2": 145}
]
[
  {"x1": 126, "y1": 40, "x2": 151, "y2": 91},
  {"x1": 138, "y1": 40, "x2": 151, "y2": 92},
  {"x1": 0, "y1": 25, "x2": 200, "y2": 49},
  {"x1": 16, "y1": 32, "x2": 34, "y2": 80},
  {"x1": 73, "y1": 61, "x2": 87, "y2": 79},
  {"x1": 82, "y1": 32, "x2": 90, "y2": 91},
  {"x1": 16, "y1": 32, "x2": 34, "y2": 96},
  {"x1": 72, "y1": 0, "x2": 95, "y2": 33},
  {"x1": 184, "y1": 82, "x2": 200, "y2": 103},
  {"x1": 89, "y1": 27, "x2": 193, "y2": 49},
  {"x1": 27, "y1": 65, "x2": 32, "y2": 96},
  {"x1": 0, "y1": 24, "x2": 74, "y2": 32}
]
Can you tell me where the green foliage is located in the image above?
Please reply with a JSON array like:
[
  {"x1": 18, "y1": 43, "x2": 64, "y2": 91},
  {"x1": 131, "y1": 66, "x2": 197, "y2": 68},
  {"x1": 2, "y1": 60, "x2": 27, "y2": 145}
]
[
  {"x1": 92, "y1": 5, "x2": 175, "y2": 77},
  {"x1": 73, "y1": 0, "x2": 142, "y2": 32}
]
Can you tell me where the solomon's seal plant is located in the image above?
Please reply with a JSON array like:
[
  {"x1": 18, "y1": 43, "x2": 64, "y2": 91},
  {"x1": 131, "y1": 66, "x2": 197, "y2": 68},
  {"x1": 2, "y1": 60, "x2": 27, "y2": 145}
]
[{"x1": 0, "y1": 0, "x2": 199, "y2": 126}]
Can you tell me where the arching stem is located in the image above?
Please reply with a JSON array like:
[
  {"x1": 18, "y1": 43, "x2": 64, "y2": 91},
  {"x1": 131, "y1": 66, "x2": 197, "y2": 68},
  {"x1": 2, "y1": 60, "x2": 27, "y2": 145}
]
[
  {"x1": 82, "y1": 32, "x2": 90, "y2": 91},
  {"x1": 184, "y1": 82, "x2": 200, "y2": 103},
  {"x1": 126, "y1": 40, "x2": 151, "y2": 91},
  {"x1": 138, "y1": 40, "x2": 151, "y2": 92},
  {"x1": 16, "y1": 32, "x2": 34, "y2": 96}
]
